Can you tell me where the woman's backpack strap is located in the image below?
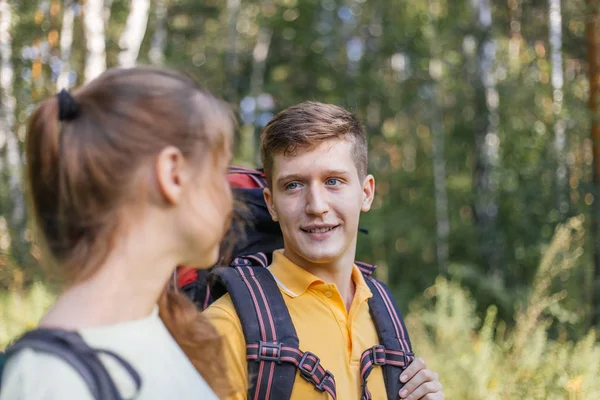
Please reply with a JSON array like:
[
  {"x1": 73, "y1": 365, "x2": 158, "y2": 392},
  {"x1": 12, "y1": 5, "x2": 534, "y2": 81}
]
[{"x1": 0, "y1": 329, "x2": 141, "y2": 400}]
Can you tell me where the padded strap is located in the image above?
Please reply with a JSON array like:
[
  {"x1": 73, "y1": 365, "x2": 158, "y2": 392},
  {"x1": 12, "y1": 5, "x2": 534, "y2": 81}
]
[
  {"x1": 359, "y1": 345, "x2": 412, "y2": 400},
  {"x1": 231, "y1": 252, "x2": 269, "y2": 268},
  {"x1": 210, "y1": 264, "x2": 338, "y2": 399},
  {"x1": 211, "y1": 266, "x2": 300, "y2": 399},
  {"x1": 355, "y1": 261, "x2": 377, "y2": 276},
  {"x1": 246, "y1": 344, "x2": 336, "y2": 399},
  {"x1": 2, "y1": 329, "x2": 141, "y2": 400},
  {"x1": 364, "y1": 276, "x2": 414, "y2": 400}
]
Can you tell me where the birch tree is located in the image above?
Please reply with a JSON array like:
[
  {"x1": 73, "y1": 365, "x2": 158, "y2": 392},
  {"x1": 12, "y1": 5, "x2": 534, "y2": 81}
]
[
  {"x1": 83, "y1": 0, "x2": 106, "y2": 82},
  {"x1": 148, "y1": 0, "x2": 168, "y2": 65},
  {"x1": 248, "y1": 27, "x2": 272, "y2": 163},
  {"x1": 471, "y1": 0, "x2": 502, "y2": 277},
  {"x1": 0, "y1": 0, "x2": 26, "y2": 264},
  {"x1": 117, "y1": 0, "x2": 151, "y2": 68},
  {"x1": 429, "y1": 0, "x2": 449, "y2": 275},
  {"x1": 549, "y1": 0, "x2": 567, "y2": 216},
  {"x1": 225, "y1": 0, "x2": 241, "y2": 102},
  {"x1": 57, "y1": 0, "x2": 76, "y2": 90},
  {"x1": 104, "y1": 0, "x2": 113, "y2": 29}
]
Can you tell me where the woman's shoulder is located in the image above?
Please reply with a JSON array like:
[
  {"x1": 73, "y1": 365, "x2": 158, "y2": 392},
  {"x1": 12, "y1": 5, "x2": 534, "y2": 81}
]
[
  {"x1": 79, "y1": 315, "x2": 218, "y2": 399},
  {"x1": 0, "y1": 347, "x2": 93, "y2": 400}
]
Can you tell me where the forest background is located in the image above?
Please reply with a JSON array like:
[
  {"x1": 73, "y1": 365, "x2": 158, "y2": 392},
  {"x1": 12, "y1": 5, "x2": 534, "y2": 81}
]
[{"x1": 1, "y1": 0, "x2": 600, "y2": 398}]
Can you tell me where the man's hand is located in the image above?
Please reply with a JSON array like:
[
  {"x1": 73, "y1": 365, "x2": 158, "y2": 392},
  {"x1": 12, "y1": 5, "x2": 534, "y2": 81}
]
[{"x1": 398, "y1": 358, "x2": 444, "y2": 399}]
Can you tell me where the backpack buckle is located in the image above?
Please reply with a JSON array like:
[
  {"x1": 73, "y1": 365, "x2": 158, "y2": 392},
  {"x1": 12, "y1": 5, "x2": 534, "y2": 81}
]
[
  {"x1": 314, "y1": 369, "x2": 334, "y2": 392},
  {"x1": 372, "y1": 345, "x2": 386, "y2": 366},
  {"x1": 257, "y1": 341, "x2": 282, "y2": 363},
  {"x1": 404, "y1": 351, "x2": 415, "y2": 366},
  {"x1": 298, "y1": 351, "x2": 321, "y2": 381}
]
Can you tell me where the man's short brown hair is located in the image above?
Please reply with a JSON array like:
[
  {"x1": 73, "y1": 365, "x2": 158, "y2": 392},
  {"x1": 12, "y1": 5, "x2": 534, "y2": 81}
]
[{"x1": 260, "y1": 102, "x2": 368, "y2": 183}]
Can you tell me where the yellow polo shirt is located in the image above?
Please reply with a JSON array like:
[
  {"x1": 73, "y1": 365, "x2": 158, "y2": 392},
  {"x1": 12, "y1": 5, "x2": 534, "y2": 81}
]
[{"x1": 204, "y1": 250, "x2": 386, "y2": 399}]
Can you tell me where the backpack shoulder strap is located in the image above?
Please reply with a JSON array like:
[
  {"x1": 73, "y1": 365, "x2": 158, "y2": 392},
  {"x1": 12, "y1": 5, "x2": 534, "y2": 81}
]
[
  {"x1": 0, "y1": 329, "x2": 141, "y2": 400},
  {"x1": 210, "y1": 263, "x2": 337, "y2": 399},
  {"x1": 355, "y1": 260, "x2": 377, "y2": 276},
  {"x1": 361, "y1": 274, "x2": 414, "y2": 400}
]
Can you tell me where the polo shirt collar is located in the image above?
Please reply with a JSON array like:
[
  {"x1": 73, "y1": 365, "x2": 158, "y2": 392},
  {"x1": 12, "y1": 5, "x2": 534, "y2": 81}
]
[{"x1": 268, "y1": 249, "x2": 373, "y2": 301}]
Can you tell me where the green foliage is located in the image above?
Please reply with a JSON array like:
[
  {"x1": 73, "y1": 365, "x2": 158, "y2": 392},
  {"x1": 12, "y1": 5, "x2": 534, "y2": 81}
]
[
  {"x1": 408, "y1": 218, "x2": 600, "y2": 399},
  {"x1": 0, "y1": 282, "x2": 54, "y2": 350}
]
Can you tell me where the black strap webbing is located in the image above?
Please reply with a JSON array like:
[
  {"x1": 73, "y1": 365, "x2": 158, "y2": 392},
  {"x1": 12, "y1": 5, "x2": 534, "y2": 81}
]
[
  {"x1": 211, "y1": 265, "x2": 304, "y2": 399},
  {"x1": 1, "y1": 329, "x2": 141, "y2": 400},
  {"x1": 364, "y1": 277, "x2": 414, "y2": 400}
]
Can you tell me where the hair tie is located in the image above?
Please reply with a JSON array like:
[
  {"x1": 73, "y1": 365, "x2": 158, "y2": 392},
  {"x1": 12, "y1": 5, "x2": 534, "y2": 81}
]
[{"x1": 57, "y1": 89, "x2": 80, "y2": 121}]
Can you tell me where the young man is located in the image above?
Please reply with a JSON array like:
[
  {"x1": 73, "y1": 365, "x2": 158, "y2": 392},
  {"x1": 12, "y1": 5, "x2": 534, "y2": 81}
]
[{"x1": 205, "y1": 102, "x2": 443, "y2": 399}]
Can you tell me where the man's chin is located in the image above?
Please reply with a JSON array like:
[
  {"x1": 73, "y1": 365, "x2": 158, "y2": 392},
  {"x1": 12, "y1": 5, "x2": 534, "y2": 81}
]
[{"x1": 293, "y1": 247, "x2": 342, "y2": 265}]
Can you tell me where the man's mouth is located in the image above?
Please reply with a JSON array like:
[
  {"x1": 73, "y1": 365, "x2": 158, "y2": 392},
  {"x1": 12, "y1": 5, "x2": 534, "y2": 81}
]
[{"x1": 301, "y1": 225, "x2": 338, "y2": 233}]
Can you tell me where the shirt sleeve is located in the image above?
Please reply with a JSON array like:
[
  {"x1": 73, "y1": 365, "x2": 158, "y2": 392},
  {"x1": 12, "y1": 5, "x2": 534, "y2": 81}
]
[
  {"x1": 0, "y1": 349, "x2": 94, "y2": 400},
  {"x1": 204, "y1": 294, "x2": 249, "y2": 400}
]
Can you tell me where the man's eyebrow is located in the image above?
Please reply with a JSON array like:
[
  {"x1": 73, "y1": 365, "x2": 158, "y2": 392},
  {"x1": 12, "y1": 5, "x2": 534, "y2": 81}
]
[
  {"x1": 276, "y1": 173, "x2": 303, "y2": 185},
  {"x1": 323, "y1": 169, "x2": 350, "y2": 176},
  {"x1": 276, "y1": 169, "x2": 350, "y2": 184}
]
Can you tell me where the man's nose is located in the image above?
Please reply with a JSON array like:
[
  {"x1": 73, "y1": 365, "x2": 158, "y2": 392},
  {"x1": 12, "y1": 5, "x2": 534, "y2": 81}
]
[{"x1": 305, "y1": 184, "x2": 329, "y2": 216}]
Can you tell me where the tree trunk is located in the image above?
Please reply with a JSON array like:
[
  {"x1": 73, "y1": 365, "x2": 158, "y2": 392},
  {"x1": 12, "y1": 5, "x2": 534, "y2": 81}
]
[
  {"x1": 472, "y1": 0, "x2": 503, "y2": 278},
  {"x1": 429, "y1": 0, "x2": 449, "y2": 275},
  {"x1": 549, "y1": 0, "x2": 568, "y2": 217},
  {"x1": 84, "y1": 0, "x2": 107, "y2": 82},
  {"x1": 586, "y1": 0, "x2": 600, "y2": 328},
  {"x1": 57, "y1": 0, "x2": 76, "y2": 90},
  {"x1": 117, "y1": 0, "x2": 151, "y2": 68},
  {"x1": 249, "y1": 27, "x2": 272, "y2": 164},
  {"x1": 148, "y1": 0, "x2": 168, "y2": 65},
  {"x1": 104, "y1": 0, "x2": 113, "y2": 29},
  {"x1": 0, "y1": 0, "x2": 27, "y2": 265},
  {"x1": 225, "y1": 0, "x2": 241, "y2": 103},
  {"x1": 342, "y1": 1, "x2": 362, "y2": 108},
  {"x1": 358, "y1": 0, "x2": 382, "y2": 116},
  {"x1": 430, "y1": 77, "x2": 449, "y2": 275}
]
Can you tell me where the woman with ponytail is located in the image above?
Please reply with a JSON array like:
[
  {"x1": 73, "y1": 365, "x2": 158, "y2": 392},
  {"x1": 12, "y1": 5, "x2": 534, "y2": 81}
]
[{"x1": 0, "y1": 67, "x2": 234, "y2": 399}]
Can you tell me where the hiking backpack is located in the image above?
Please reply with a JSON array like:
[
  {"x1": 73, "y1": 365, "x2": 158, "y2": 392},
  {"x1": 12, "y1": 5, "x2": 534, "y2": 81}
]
[
  {"x1": 0, "y1": 329, "x2": 141, "y2": 399},
  {"x1": 177, "y1": 166, "x2": 415, "y2": 400}
]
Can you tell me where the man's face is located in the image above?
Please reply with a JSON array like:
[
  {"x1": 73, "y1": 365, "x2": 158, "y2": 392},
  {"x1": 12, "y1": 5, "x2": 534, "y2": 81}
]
[{"x1": 264, "y1": 138, "x2": 375, "y2": 268}]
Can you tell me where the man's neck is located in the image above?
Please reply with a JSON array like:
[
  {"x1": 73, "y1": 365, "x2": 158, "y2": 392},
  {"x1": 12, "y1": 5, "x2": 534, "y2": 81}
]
[{"x1": 282, "y1": 248, "x2": 357, "y2": 311}]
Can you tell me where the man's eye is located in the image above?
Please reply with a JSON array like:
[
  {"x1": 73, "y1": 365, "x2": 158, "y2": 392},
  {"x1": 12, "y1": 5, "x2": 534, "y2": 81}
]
[
  {"x1": 285, "y1": 182, "x2": 300, "y2": 190},
  {"x1": 326, "y1": 178, "x2": 341, "y2": 186}
]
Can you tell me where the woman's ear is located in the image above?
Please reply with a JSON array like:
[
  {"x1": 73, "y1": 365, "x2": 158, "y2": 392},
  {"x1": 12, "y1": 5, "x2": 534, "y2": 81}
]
[
  {"x1": 155, "y1": 146, "x2": 188, "y2": 205},
  {"x1": 263, "y1": 188, "x2": 279, "y2": 222},
  {"x1": 361, "y1": 174, "x2": 375, "y2": 212}
]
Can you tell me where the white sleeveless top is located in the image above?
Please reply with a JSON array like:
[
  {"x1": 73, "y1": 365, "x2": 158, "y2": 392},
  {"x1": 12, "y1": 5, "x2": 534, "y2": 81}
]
[{"x1": 0, "y1": 307, "x2": 218, "y2": 399}]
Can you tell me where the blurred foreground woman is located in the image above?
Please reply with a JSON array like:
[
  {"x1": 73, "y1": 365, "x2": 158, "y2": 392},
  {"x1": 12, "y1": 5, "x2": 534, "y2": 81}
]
[{"x1": 0, "y1": 67, "x2": 234, "y2": 399}]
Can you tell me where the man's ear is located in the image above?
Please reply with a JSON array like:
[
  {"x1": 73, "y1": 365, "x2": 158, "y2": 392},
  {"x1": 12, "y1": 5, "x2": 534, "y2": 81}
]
[
  {"x1": 263, "y1": 187, "x2": 279, "y2": 222},
  {"x1": 155, "y1": 146, "x2": 188, "y2": 206},
  {"x1": 361, "y1": 174, "x2": 375, "y2": 212}
]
